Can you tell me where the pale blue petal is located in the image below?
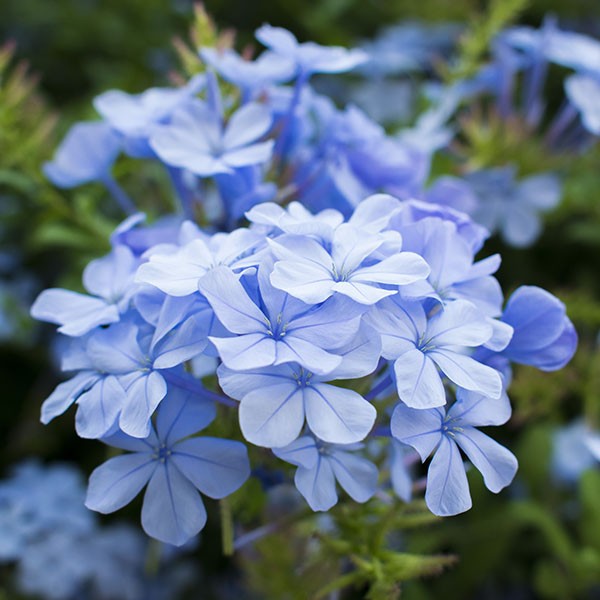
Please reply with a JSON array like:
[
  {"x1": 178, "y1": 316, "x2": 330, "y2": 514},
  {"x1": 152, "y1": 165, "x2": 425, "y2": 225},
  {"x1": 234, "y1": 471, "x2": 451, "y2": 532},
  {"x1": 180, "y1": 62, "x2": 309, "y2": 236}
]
[
  {"x1": 156, "y1": 385, "x2": 216, "y2": 444},
  {"x1": 40, "y1": 372, "x2": 99, "y2": 424},
  {"x1": 172, "y1": 437, "x2": 250, "y2": 497},
  {"x1": 270, "y1": 260, "x2": 334, "y2": 304},
  {"x1": 325, "y1": 324, "x2": 381, "y2": 379},
  {"x1": 75, "y1": 375, "x2": 126, "y2": 439},
  {"x1": 483, "y1": 318, "x2": 514, "y2": 352},
  {"x1": 86, "y1": 454, "x2": 155, "y2": 513},
  {"x1": 152, "y1": 314, "x2": 210, "y2": 369},
  {"x1": 225, "y1": 140, "x2": 274, "y2": 168},
  {"x1": 451, "y1": 389, "x2": 512, "y2": 426},
  {"x1": 101, "y1": 429, "x2": 156, "y2": 452},
  {"x1": 141, "y1": 464, "x2": 207, "y2": 545},
  {"x1": 454, "y1": 428, "x2": 518, "y2": 493},
  {"x1": 198, "y1": 266, "x2": 267, "y2": 334},
  {"x1": 120, "y1": 372, "x2": 168, "y2": 438},
  {"x1": 304, "y1": 384, "x2": 376, "y2": 444},
  {"x1": 501, "y1": 206, "x2": 540, "y2": 248},
  {"x1": 83, "y1": 245, "x2": 137, "y2": 301},
  {"x1": 272, "y1": 435, "x2": 319, "y2": 468},
  {"x1": 524, "y1": 318, "x2": 577, "y2": 371},
  {"x1": 210, "y1": 334, "x2": 277, "y2": 370},
  {"x1": 31, "y1": 289, "x2": 119, "y2": 336},
  {"x1": 86, "y1": 322, "x2": 145, "y2": 373},
  {"x1": 223, "y1": 102, "x2": 273, "y2": 149},
  {"x1": 430, "y1": 350, "x2": 502, "y2": 399},
  {"x1": 331, "y1": 225, "x2": 383, "y2": 274},
  {"x1": 425, "y1": 437, "x2": 471, "y2": 516},
  {"x1": 276, "y1": 337, "x2": 342, "y2": 375},
  {"x1": 239, "y1": 383, "x2": 304, "y2": 447},
  {"x1": 350, "y1": 252, "x2": 430, "y2": 286},
  {"x1": 294, "y1": 457, "x2": 338, "y2": 511},
  {"x1": 287, "y1": 295, "x2": 364, "y2": 350},
  {"x1": 347, "y1": 194, "x2": 401, "y2": 233},
  {"x1": 217, "y1": 364, "x2": 294, "y2": 401},
  {"x1": 367, "y1": 298, "x2": 423, "y2": 359},
  {"x1": 329, "y1": 451, "x2": 378, "y2": 502},
  {"x1": 136, "y1": 239, "x2": 213, "y2": 296},
  {"x1": 256, "y1": 25, "x2": 299, "y2": 55},
  {"x1": 390, "y1": 403, "x2": 443, "y2": 460},
  {"x1": 331, "y1": 280, "x2": 396, "y2": 305},
  {"x1": 502, "y1": 286, "x2": 567, "y2": 352},
  {"x1": 426, "y1": 300, "x2": 493, "y2": 347},
  {"x1": 566, "y1": 74, "x2": 600, "y2": 135},
  {"x1": 394, "y1": 349, "x2": 447, "y2": 409}
]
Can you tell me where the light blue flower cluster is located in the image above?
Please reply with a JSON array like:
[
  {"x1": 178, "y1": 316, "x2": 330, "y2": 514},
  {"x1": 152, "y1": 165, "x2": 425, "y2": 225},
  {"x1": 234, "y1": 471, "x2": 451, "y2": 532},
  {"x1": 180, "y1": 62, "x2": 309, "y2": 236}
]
[
  {"x1": 0, "y1": 462, "x2": 194, "y2": 600},
  {"x1": 34, "y1": 24, "x2": 578, "y2": 544},
  {"x1": 355, "y1": 19, "x2": 600, "y2": 247}
]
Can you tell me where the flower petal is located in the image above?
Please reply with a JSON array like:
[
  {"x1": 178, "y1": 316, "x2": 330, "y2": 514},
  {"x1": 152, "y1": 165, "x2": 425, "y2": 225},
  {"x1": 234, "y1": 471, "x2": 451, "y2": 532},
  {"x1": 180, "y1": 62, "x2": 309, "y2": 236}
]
[
  {"x1": 238, "y1": 383, "x2": 304, "y2": 447},
  {"x1": 141, "y1": 464, "x2": 207, "y2": 546},
  {"x1": 86, "y1": 453, "x2": 155, "y2": 513},
  {"x1": 425, "y1": 437, "x2": 471, "y2": 516},
  {"x1": 304, "y1": 384, "x2": 376, "y2": 444},
  {"x1": 172, "y1": 437, "x2": 250, "y2": 498}
]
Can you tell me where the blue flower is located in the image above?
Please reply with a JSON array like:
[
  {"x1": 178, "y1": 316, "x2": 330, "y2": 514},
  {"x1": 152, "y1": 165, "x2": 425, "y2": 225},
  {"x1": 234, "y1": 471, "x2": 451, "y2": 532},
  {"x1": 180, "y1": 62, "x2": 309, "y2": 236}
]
[
  {"x1": 551, "y1": 419, "x2": 600, "y2": 484},
  {"x1": 94, "y1": 74, "x2": 205, "y2": 158},
  {"x1": 246, "y1": 200, "x2": 345, "y2": 243},
  {"x1": 292, "y1": 105, "x2": 427, "y2": 215},
  {"x1": 391, "y1": 390, "x2": 517, "y2": 516},
  {"x1": 31, "y1": 244, "x2": 138, "y2": 336},
  {"x1": 565, "y1": 74, "x2": 600, "y2": 136},
  {"x1": 273, "y1": 436, "x2": 378, "y2": 511},
  {"x1": 369, "y1": 298, "x2": 503, "y2": 408},
  {"x1": 358, "y1": 21, "x2": 462, "y2": 78},
  {"x1": 0, "y1": 462, "x2": 94, "y2": 562},
  {"x1": 135, "y1": 227, "x2": 264, "y2": 297},
  {"x1": 269, "y1": 224, "x2": 429, "y2": 305},
  {"x1": 217, "y1": 327, "x2": 380, "y2": 448},
  {"x1": 392, "y1": 216, "x2": 503, "y2": 316},
  {"x1": 500, "y1": 286, "x2": 577, "y2": 371},
  {"x1": 198, "y1": 264, "x2": 363, "y2": 375},
  {"x1": 150, "y1": 100, "x2": 274, "y2": 176},
  {"x1": 466, "y1": 166, "x2": 561, "y2": 248},
  {"x1": 393, "y1": 198, "x2": 489, "y2": 254},
  {"x1": 200, "y1": 47, "x2": 294, "y2": 98},
  {"x1": 255, "y1": 25, "x2": 367, "y2": 78},
  {"x1": 43, "y1": 121, "x2": 121, "y2": 188},
  {"x1": 41, "y1": 303, "x2": 215, "y2": 439},
  {"x1": 85, "y1": 387, "x2": 250, "y2": 545}
]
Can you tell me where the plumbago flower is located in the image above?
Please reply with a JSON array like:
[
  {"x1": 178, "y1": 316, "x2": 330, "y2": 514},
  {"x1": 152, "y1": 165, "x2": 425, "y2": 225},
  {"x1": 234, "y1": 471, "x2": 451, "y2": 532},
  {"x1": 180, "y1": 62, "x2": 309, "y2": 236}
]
[
  {"x1": 32, "y1": 191, "x2": 576, "y2": 539},
  {"x1": 391, "y1": 390, "x2": 517, "y2": 516},
  {"x1": 273, "y1": 435, "x2": 379, "y2": 511},
  {"x1": 32, "y1": 21, "x2": 579, "y2": 546},
  {"x1": 86, "y1": 387, "x2": 249, "y2": 545}
]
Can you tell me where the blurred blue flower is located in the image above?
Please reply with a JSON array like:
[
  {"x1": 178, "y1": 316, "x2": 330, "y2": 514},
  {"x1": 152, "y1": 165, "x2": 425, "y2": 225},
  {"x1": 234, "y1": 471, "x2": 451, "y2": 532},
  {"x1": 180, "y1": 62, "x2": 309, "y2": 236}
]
[
  {"x1": 94, "y1": 74, "x2": 205, "y2": 158},
  {"x1": 465, "y1": 167, "x2": 561, "y2": 247},
  {"x1": 44, "y1": 122, "x2": 121, "y2": 189},
  {"x1": 150, "y1": 100, "x2": 274, "y2": 176},
  {"x1": 256, "y1": 25, "x2": 367, "y2": 78},
  {"x1": 552, "y1": 419, "x2": 600, "y2": 484}
]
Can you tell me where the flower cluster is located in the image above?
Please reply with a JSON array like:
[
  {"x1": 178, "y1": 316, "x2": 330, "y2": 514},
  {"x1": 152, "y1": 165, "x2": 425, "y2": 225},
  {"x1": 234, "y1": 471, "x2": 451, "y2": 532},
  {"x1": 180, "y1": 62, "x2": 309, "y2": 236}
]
[
  {"x1": 33, "y1": 23, "x2": 577, "y2": 547},
  {"x1": 0, "y1": 462, "x2": 193, "y2": 600}
]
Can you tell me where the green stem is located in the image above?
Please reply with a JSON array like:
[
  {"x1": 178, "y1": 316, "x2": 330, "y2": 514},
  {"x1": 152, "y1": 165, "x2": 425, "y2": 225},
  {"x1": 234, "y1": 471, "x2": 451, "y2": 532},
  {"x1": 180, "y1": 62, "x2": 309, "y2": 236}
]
[{"x1": 220, "y1": 498, "x2": 234, "y2": 556}]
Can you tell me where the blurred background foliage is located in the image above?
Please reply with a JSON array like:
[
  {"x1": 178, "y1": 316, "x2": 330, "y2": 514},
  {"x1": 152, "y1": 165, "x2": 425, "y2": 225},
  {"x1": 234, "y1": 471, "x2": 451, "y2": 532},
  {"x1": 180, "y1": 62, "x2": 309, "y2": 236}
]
[{"x1": 2, "y1": 0, "x2": 600, "y2": 598}]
